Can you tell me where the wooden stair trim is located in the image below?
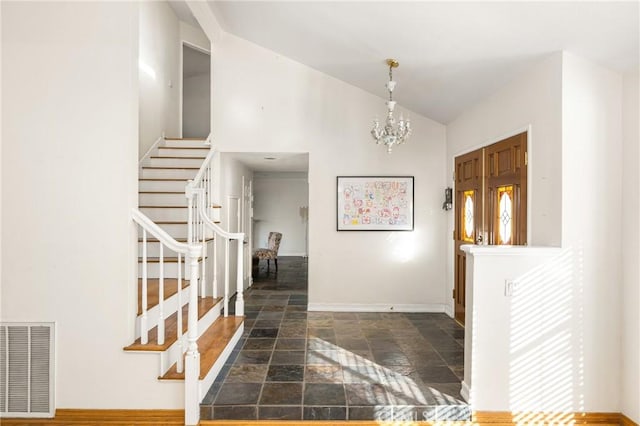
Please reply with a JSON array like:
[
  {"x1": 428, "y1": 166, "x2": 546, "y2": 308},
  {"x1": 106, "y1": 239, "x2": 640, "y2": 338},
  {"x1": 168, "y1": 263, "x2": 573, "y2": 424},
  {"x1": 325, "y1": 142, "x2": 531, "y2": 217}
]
[
  {"x1": 160, "y1": 316, "x2": 244, "y2": 380},
  {"x1": 136, "y1": 278, "x2": 189, "y2": 315},
  {"x1": 125, "y1": 297, "x2": 222, "y2": 352},
  {"x1": 0, "y1": 409, "x2": 185, "y2": 425}
]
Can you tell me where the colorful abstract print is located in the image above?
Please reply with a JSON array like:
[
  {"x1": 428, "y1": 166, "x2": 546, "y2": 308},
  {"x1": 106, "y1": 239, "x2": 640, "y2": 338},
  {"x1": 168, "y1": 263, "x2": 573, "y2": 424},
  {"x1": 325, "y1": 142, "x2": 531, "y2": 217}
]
[{"x1": 341, "y1": 180, "x2": 410, "y2": 227}]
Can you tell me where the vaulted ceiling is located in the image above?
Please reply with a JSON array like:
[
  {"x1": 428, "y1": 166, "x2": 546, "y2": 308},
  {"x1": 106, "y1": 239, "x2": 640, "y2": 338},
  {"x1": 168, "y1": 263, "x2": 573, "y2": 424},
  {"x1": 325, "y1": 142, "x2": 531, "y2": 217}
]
[{"x1": 207, "y1": 1, "x2": 639, "y2": 124}]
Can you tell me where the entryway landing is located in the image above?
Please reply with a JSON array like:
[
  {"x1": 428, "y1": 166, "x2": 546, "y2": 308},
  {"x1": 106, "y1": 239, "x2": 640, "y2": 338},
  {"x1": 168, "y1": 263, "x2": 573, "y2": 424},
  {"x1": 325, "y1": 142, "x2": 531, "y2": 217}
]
[{"x1": 201, "y1": 256, "x2": 468, "y2": 422}]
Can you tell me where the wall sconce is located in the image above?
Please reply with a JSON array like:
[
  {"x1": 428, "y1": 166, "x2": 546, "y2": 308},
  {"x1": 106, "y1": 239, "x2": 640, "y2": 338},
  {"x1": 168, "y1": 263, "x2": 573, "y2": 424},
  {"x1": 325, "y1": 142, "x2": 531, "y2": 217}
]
[{"x1": 442, "y1": 187, "x2": 453, "y2": 211}]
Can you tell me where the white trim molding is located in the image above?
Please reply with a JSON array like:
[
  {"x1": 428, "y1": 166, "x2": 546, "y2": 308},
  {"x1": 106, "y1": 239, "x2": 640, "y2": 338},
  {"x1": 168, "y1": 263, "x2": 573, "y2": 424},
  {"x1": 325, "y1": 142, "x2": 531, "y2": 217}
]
[
  {"x1": 461, "y1": 245, "x2": 561, "y2": 256},
  {"x1": 307, "y1": 303, "x2": 446, "y2": 313},
  {"x1": 444, "y1": 304, "x2": 454, "y2": 318},
  {"x1": 460, "y1": 380, "x2": 471, "y2": 403}
]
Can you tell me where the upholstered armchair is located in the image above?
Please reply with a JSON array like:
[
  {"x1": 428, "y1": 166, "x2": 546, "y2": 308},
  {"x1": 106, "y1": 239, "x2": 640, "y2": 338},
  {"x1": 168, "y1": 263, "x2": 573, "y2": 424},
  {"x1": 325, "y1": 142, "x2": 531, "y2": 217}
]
[{"x1": 254, "y1": 232, "x2": 283, "y2": 274}]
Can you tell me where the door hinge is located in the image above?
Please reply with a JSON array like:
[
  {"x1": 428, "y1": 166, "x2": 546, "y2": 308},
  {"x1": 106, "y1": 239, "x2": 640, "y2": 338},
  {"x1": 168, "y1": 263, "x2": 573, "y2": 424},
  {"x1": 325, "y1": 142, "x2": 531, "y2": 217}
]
[
  {"x1": 452, "y1": 289, "x2": 456, "y2": 298},
  {"x1": 524, "y1": 152, "x2": 528, "y2": 166},
  {"x1": 453, "y1": 230, "x2": 456, "y2": 239}
]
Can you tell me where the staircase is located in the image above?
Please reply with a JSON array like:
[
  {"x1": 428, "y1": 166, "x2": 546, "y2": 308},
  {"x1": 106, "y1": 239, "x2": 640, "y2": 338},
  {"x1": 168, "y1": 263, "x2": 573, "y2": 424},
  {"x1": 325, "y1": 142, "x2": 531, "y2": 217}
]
[{"x1": 126, "y1": 137, "x2": 245, "y2": 425}]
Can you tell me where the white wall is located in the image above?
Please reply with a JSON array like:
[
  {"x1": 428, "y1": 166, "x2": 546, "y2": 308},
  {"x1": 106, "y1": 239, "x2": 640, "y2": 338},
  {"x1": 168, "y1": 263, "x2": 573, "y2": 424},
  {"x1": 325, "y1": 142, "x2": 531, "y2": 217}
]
[
  {"x1": 446, "y1": 52, "x2": 563, "y2": 314},
  {"x1": 211, "y1": 33, "x2": 448, "y2": 311},
  {"x1": 562, "y1": 52, "x2": 622, "y2": 413},
  {"x1": 451, "y1": 51, "x2": 626, "y2": 414},
  {"x1": 180, "y1": 20, "x2": 209, "y2": 51},
  {"x1": 139, "y1": 1, "x2": 180, "y2": 157},
  {"x1": 253, "y1": 172, "x2": 308, "y2": 256},
  {"x1": 1, "y1": 2, "x2": 182, "y2": 409},
  {"x1": 463, "y1": 246, "x2": 566, "y2": 412},
  {"x1": 620, "y1": 68, "x2": 639, "y2": 423},
  {"x1": 213, "y1": 154, "x2": 253, "y2": 296},
  {"x1": 183, "y1": 71, "x2": 210, "y2": 138}
]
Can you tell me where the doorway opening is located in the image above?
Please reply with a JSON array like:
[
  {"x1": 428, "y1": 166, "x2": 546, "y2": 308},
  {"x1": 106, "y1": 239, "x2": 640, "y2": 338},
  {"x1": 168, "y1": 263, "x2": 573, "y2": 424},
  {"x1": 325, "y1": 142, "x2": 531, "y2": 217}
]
[
  {"x1": 453, "y1": 131, "x2": 528, "y2": 325},
  {"x1": 181, "y1": 44, "x2": 210, "y2": 138}
]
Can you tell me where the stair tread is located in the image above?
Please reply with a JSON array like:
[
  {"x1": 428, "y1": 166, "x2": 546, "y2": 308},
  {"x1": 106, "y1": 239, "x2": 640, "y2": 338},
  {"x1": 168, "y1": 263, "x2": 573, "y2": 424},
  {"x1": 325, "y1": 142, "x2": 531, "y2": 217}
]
[
  {"x1": 137, "y1": 278, "x2": 189, "y2": 315},
  {"x1": 142, "y1": 166, "x2": 200, "y2": 170},
  {"x1": 158, "y1": 146, "x2": 210, "y2": 150},
  {"x1": 150, "y1": 156, "x2": 207, "y2": 160},
  {"x1": 164, "y1": 137, "x2": 207, "y2": 141},
  {"x1": 160, "y1": 316, "x2": 244, "y2": 380},
  {"x1": 139, "y1": 205, "x2": 188, "y2": 208},
  {"x1": 139, "y1": 191, "x2": 185, "y2": 194},
  {"x1": 139, "y1": 205, "x2": 222, "y2": 209},
  {"x1": 139, "y1": 178, "x2": 190, "y2": 181},
  {"x1": 140, "y1": 221, "x2": 221, "y2": 225},
  {"x1": 125, "y1": 297, "x2": 222, "y2": 352},
  {"x1": 138, "y1": 256, "x2": 206, "y2": 263},
  {"x1": 138, "y1": 237, "x2": 215, "y2": 243}
]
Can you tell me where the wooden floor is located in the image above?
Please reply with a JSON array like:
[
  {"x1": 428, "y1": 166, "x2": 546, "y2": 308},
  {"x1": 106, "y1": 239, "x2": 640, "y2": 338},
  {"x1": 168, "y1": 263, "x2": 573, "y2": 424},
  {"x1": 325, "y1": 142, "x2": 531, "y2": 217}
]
[
  {"x1": 2, "y1": 412, "x2": 631, "y2": 426},
  {"x1": 0, "y1": 409, "x2": 184, "y2": 425}
]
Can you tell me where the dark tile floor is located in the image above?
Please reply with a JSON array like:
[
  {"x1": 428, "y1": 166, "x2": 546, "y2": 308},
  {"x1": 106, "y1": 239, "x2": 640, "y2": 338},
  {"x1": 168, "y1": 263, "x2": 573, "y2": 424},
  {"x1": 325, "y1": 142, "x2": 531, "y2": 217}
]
[{"x1": 201, "y1": 256, "x2": 468, "y2": 422}]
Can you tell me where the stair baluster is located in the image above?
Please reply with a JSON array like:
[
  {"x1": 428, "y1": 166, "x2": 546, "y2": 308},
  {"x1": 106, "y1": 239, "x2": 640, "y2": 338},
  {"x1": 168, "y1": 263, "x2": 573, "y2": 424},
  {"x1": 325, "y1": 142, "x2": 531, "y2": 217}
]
[
  {"x1": 176, "y1": 252, "x2": 183, "y2": 374},
  {"x1": 141, "y1": 229, "x2": 149, "y2": 344},
  {"x1": 157, "y1": 244, "x2": 165, "y2": 345},
  {"x1": 224, "y1": 239, "x2": 230, "y2": 317}
]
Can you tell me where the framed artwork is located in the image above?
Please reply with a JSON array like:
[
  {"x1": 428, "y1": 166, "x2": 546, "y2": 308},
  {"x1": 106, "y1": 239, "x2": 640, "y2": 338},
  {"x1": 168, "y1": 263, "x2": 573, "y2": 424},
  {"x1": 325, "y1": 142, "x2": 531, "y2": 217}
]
[{"x1": 337, "y1": 176, "x2": 414, "y2": 231}]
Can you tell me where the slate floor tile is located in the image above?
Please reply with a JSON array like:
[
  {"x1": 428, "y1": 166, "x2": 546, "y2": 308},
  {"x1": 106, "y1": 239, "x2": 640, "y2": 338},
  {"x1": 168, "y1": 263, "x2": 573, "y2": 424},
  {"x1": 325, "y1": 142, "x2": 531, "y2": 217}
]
[
  {"x1": 304, "y1": 383, "x2": 346, "y2": 406},
  {"x1": 260, "y1": 382, "x2": 303, "y2": 405},
  {"x1": 266, "y1": 364, "x2": 304, "y2": 381},
  {"x1": 303, "y1": 406, "x2": 347, "y2": 420},
  {"x1": 203, "y1": 257, "x2": 468, "y2": 422},
  {"x1": 214, "y1": 383, "x2": 262, "y2": 405}
]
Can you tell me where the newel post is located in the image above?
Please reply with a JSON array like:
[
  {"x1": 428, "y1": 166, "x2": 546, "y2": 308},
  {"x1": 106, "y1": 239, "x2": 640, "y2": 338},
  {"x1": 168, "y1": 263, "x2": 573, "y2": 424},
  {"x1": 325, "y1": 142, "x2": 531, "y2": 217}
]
[
  {"x1": 185, "y1": 243, "x2": 202, "y2": 426},
  {"x1": 235, "y1": 237, "x2": 245, "y2": 317}
]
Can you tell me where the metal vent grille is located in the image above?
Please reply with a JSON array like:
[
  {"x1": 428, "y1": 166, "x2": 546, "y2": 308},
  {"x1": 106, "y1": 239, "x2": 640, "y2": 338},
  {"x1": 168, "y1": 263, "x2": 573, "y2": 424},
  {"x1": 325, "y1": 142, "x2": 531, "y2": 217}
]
[{"x1": 0, "y1": 323, "x2": 54, "y2": 418}]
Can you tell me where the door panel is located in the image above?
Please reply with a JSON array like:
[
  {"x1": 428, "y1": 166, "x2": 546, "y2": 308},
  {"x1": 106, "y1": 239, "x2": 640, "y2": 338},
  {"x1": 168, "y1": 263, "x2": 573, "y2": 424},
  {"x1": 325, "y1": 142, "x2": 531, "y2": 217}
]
[
  {"x1": 485, "y1": 132, "x2": 527, "y2": 245},
  {"x1": 454, "y1": 149, "x2": 483, "y2": 325},
  {"x1": 453, "y1": 132, "x2": 528, "y2": 326}
]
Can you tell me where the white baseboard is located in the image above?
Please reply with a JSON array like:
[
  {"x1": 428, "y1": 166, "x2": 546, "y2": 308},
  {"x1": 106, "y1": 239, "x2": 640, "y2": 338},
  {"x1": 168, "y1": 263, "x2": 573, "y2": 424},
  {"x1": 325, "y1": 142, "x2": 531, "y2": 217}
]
[
  {"x1": 460, "y1": 380, "x2": 471, "y2": 402},
  {"x1": 277, "y1": 252, "x2": 306, "y2": 257},
  {"x1": 444, "y1": 303, "x2": 454, "y2": 317},
  {"x1": 307, "y1": 303, "x2": 446, "y2": 313}
]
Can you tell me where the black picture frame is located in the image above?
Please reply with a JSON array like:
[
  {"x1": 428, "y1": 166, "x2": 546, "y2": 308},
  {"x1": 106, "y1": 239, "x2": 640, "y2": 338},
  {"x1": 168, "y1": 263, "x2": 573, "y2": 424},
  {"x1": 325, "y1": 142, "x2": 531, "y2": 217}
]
[{"x1": 336, "y1": 176, "x2": 414, "y2": 231}]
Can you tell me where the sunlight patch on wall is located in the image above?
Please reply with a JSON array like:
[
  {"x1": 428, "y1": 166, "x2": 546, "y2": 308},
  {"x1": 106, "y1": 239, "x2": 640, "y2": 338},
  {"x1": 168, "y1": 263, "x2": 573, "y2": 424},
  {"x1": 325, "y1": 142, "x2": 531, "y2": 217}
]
[
  {"x1": 508, "y1": 248, "x2": 584, "y2": 423},
  {"x1": 138, "y1": 60, "x2": 156, "y2": 80},
  {"x1": 386, "y1": 232, "x2": 420, "y2": 263}
]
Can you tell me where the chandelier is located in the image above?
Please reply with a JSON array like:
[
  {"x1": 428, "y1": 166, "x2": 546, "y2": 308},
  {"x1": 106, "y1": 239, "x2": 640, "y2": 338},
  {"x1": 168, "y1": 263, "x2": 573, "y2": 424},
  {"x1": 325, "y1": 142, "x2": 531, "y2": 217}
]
[{"x1": 371, "y1": 58, "x2": 412, "y2": 153}]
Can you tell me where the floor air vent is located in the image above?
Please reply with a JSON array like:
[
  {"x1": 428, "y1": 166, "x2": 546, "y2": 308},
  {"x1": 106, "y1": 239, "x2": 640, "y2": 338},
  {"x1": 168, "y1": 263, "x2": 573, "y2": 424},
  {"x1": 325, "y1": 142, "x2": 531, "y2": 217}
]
[{"x1": 0, "y1": 323, "x2": 55, "y2": 418}]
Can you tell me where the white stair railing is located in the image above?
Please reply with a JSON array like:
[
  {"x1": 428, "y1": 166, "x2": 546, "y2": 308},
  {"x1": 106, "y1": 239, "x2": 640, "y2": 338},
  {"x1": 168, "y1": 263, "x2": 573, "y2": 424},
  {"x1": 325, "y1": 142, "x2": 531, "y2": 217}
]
[
  {"x1": 183, "y1": 142, "x2": 244, "y2": 426},
  {"x1": 132, "y1": 209, "x2": 202, "y2": 370},
  {"x1": 193, "y1": 187, "x2": 245, "y2": 317}
]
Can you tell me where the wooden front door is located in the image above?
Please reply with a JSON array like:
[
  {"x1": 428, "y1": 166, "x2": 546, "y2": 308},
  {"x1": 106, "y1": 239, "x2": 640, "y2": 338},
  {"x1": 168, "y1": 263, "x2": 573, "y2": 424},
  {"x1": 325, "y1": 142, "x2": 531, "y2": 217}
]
[
  {"x1": 453, "y1": 132, "x2": 528, "y2": 326},
  {"x1": 454, "y1": 148, "x2": 483, "y2": 324}
]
